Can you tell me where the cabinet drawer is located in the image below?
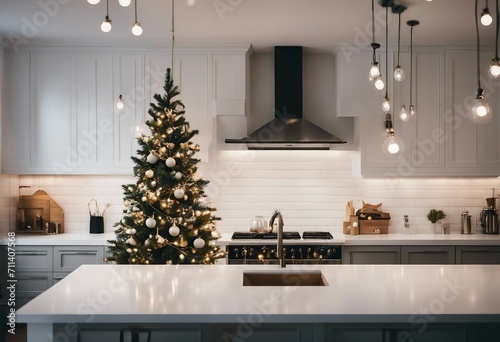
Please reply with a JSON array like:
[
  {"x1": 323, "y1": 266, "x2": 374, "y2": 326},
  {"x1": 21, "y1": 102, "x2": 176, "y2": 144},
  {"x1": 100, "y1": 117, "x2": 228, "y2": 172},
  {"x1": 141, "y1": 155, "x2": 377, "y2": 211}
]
[
  {"x1": 342, "y1": 246, "x2": 401, "y2": 264},
  {"x1": 401, "y1": 246, "x2": 456, "y2": 264},
  {"x1": 15, "y1": 246, "x2": 53, "y2": 272},
  {"x1": 16, "y1": 271, "x2": 53, "y2": 306},
  {"x1": 54, "y1": 246, "x2": 104, "y2": 272},
  {"x1": 456, "y1": 246, "x2": 500, "y2": 264}
]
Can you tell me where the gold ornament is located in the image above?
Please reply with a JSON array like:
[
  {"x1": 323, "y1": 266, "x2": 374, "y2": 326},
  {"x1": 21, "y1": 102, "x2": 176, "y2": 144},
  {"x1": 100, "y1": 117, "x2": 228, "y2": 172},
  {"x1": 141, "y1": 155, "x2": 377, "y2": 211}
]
[
  {"x1": 150, "y1": 180, "x2": 157, "y2": 187},
  {"x1": 160, "y1": 200, "x2": 167, "y2": 208},
  {"x1": 151, "y1": 195, "x2": 158, "y2": 203},
  {"x1": 141, "y1": 196, "x2": 147, "y2": 202},
  {"x1": 160, "y1": 219, "x2": 167, "y2": 226}
]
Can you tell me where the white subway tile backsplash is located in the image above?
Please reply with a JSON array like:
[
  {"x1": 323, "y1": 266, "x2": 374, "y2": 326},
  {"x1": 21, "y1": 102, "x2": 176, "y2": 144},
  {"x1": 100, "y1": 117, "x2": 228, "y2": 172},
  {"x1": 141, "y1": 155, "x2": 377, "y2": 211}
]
[{"x1": 5, "y1": 150, "x2": 497, "y2": 236}]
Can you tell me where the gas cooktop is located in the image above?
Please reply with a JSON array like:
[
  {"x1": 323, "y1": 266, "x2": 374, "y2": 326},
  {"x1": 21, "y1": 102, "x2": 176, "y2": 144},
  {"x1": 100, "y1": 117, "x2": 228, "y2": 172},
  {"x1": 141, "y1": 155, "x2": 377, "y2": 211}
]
[{"x1": 231, "y1": 231, "x2": 333, "y2": 240}]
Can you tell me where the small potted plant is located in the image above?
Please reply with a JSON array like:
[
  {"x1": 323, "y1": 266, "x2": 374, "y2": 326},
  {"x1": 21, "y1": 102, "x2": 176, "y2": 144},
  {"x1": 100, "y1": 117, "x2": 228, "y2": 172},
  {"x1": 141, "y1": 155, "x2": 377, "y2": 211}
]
[{"x1": 427, "y1": 209, "x2": 446, "y2": 233}]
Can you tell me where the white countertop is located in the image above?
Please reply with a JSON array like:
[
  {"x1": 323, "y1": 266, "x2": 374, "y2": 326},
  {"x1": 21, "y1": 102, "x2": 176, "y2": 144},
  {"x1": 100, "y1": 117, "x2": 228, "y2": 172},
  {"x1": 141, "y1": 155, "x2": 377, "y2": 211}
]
[
  {"x1": 2, "y1": 231, "x2": 500, "y2": 246},
  {"x1": 17, "y1": 264, "x2": 500, "y2": 324}
]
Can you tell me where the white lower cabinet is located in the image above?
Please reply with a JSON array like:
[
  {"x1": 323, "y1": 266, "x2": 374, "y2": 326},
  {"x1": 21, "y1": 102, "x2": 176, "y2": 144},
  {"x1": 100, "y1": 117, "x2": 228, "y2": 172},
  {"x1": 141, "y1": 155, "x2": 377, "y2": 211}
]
[
  {"x1": 455, "y1": 246, "x2": 500, "y2": 264},
  {"x1": 401, "y1": 246, "x2": 455, "y2": 264},
  {"x1": 342, "y1": 246, "x2": 401, "y2": 264}
]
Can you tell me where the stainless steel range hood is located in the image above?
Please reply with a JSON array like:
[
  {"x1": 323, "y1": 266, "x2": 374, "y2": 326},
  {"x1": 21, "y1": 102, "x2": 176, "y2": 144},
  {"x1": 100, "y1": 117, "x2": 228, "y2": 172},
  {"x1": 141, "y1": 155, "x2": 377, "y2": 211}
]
[{"x1": 225, "y1": 46, "x2": 346, "y2": 150}]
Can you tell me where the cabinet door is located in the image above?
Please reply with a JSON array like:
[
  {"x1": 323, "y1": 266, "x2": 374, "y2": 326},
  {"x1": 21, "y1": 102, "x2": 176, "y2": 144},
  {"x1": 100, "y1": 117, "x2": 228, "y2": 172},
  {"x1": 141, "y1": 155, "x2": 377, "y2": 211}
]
[
  {"x1": 445, "y1": 49, "x2": 500, "y2": 175},
  {"x1": 401, "y1": 246, "x2": 455, "y2": 264},
  {"x1": 174, "y1": 54, "x2": 210, "y2": 161},
  {"x1": 30, "y1": 51, "x2": 73, "y2": 172},
  {"x1": 53, "y1": 246, "x2": 104, "y2": 272},
  {"x1": 456, "y1": 246, "x2": 500, "y2": 264},
  {"x1": 15, "y1": 246, "x2": 53, "y2": 272},
  {"x1": 113, "y1": 54, "x2": 145, "y2": 170},
  {"x1": 213, "y1": 53, "x2": 247, "y2": 116},
  {"x1": 3, "y1": 50, "x2": 31, "y2": 172},
  {"x1": 73, "y1": 53, "x2": 114, "y2": 172},
  {"x1": 342, "y1": 246, "x2": 400, "y2": 264}
]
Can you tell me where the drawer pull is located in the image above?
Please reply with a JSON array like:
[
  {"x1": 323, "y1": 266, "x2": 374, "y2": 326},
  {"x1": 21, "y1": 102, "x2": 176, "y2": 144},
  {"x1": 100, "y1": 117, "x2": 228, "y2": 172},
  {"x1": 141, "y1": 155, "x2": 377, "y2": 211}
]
[
  {"x1": 17, "y1": 276, "x2": 48, "y2": 280},
  {"x1": 53, "y1": 277, "x2": 65, "y2": 280},
  {"x1": 60, "y1": 251, "x2": 97, "y2": 255},
  {"x1": 17, "y1": 252, "x2": 47, "y2": 256}
]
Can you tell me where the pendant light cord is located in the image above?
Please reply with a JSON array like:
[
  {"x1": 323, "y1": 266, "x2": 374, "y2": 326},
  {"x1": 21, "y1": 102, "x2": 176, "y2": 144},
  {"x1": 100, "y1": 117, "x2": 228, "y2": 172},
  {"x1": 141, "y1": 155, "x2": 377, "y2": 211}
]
[
  {"x1": 134, "y1": 0, "x2": 138, "y2": 22},
  {"x1": 397, "y1": 13, "x2": 401, "y2": 66},
  {"x1": 371, "y1": 0, "x2": 376, "y2": 63},
  {"x1": 476, "y1": 0, "x2": 482, "y2": 90},
  {"x1": 171, "y1": 0, "x2": 175, "y2": 73},
  {"x1": 496, "y1": 0, "x2": 499, "y2": 58},
  {"x1": 106, "y1": 0, "x2": 109, "y2": 17},
  {"x1": 410, "y1": 24, "x2": 413, "y2": 106},
  {"x1": 385, "y1": 6, "x2": 389, "y2": 99}
]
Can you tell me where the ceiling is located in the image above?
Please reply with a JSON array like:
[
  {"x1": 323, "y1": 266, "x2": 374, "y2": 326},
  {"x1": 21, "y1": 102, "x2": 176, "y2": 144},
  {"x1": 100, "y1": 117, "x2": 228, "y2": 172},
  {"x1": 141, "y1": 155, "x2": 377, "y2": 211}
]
[{"x1": 0, "y1": 0, "x2": 497, "y2": 53}]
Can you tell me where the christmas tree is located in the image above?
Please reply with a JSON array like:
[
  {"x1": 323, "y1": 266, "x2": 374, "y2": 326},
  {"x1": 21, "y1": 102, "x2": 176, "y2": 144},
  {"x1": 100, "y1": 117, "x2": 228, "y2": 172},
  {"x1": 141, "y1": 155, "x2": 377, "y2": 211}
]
[{"x1": 108, "y1": 69, "x2": 225, "y2": 264}]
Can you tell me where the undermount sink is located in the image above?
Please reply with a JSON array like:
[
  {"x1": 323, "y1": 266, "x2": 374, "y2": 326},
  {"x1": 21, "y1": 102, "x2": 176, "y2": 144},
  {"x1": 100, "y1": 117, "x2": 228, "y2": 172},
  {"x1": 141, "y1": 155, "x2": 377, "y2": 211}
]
[{"x1": 242, "y1": 270, "x2": 328, "y2": 286}]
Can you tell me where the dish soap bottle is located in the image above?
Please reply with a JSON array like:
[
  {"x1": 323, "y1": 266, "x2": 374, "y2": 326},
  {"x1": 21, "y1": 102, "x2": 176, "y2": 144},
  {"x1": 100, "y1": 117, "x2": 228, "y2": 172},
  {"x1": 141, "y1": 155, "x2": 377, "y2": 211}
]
[{"x1": 403, "y1": 215, "x2": 411, "y2": 235}]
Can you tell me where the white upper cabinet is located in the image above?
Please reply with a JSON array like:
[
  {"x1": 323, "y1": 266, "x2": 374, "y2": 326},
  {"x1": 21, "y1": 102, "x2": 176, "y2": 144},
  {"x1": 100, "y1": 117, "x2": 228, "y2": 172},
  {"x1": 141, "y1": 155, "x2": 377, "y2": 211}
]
[
  {"x1": 2, "y1": 44, "x2": 250, "y2": 174},
  {"x1": 446, "y1": 49, "x2": 500, "y2": 175},
  {"x1": 359, "y1": 46, "x2": 499, "y2": 176}
]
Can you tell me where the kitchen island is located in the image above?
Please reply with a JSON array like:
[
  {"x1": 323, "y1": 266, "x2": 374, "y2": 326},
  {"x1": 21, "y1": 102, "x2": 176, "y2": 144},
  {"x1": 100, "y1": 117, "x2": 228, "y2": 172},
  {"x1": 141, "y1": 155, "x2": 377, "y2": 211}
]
[{"x1": 16, "y1": 264, "x2": 500, "y2": 342}]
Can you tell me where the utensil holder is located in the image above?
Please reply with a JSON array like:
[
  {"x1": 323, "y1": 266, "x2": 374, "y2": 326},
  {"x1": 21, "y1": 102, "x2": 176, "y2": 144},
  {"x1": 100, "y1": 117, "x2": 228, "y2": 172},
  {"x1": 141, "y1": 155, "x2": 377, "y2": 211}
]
[{"x1": 90, "y1": 216, "x2": 104, "y2": 234}]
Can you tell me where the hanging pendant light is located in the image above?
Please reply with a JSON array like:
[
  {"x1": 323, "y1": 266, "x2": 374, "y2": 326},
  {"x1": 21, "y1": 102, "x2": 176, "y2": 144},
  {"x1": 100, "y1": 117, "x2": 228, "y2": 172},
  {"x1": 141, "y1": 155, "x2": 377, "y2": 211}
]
[
  {"x1": 394, "y1": 12, "x2": 405, "y2": 81},
  {"x1": 472, "y1": 0, "x2": 492, "y2": 124},
  {"x1": 407, "y1": 20, "x2": 419, "y2": 119},
  {"x1": 383, "y1": 114, "x2": 404, "y2": 155},
  {"x1": 119, "y1": 0, "x2": 132, "y2": 6},
  {"x1": 481, "y1": 0, "x2": 493, "y2": 25},
  {"x1": 116, "y1": 95, "x2": 125, "y2": 110},
  {"x1": 100, "y1": 0, "x2": 112, "y2": 32},
  {"x1": 489, "y1": 0, "x2": 500, "y2": 79},
  {"x1": 88, "y1": 0, "x2": 100, "y2": 4},
  {"x1": 131, "y1": 0, "x2": 143, "y2": 36},
  {"x1": 382, "y1": 6, "x2": 390, "y2": 111},
  {"x1": 369, "y1": 0, "x2": 383, "y2": 89}
]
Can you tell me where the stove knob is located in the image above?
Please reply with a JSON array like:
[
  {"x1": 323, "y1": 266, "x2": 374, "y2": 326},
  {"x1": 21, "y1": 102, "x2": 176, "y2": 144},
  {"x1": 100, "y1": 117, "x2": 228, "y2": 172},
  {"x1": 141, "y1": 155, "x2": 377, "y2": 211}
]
[
  {"x1": 298, "y1": 248, "x2": 303, "y2": 259},
  {"x1": 233, "y1": 248, "x2": 239, "y2": 258},
  {"x1": 290, "y1": 248, "x2": 296, "y2": 259},
  {"x1": 242, "y1": 247, "x2": 247, "y2": 257},
  {"x1": 307, "y1": 247, "x2": 312, "y2": 258},
  {"x1": 268, "y1": 249, "x2": 273, "y2": 258},
  {"x1": 326, "y1": 249, "x2": 332, "y2": 258},
  {"x1": 249, "y1": 248, "x2": 254, "y2": 257}
]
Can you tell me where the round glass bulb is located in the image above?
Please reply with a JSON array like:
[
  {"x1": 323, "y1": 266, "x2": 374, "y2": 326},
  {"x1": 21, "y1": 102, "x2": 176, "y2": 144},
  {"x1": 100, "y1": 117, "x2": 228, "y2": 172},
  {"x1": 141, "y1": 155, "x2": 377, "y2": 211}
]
[
  {"x1": 382, "y1": 99, "x2": 391, "y2": 113},
  {"x1": 101, "y1": 18, "x2": 112, "y2": 32},
  {"x1": 369, "y1": 63, "x2": 381, "y2": 80},
  {"x1": 399, "y1": 105, "x2": 409, "y2": 122},
  {"x1": 382, "y1": 134, "x2": 404, "y2": 156},
  {"x1": 116, "y1": 99, "x2": 125, "y2": 110},
  {"x1": 374, "y1": 76, "x2": 385, "y2": 90},
  {"x1": 394, "y1": 66, "x2": 405, "y2": 82},
  {"x1": 119, "y1": 0, "x2": 132, "y2": 6},
  {"x1": 489, "y1": 58, "x2": 500, "y2": 79},
  {"x1": 409, "y1": 105, "x2": 416, "y2": 117},
  {"x1": 129, "y1": 123, "x2": 149, "y2": 138},
  {"x1": 471, "y1": 97, "x2": 492, "y2": 124},
  {"x1": 481, "y1": 11, "x2": 493, "y2": 26},
  {"x1": 87, "y1": 0, "x2": 100, "y2": 4},
  {"x1": 132, "y1": 22, "x2": 143, "y2": 36}
]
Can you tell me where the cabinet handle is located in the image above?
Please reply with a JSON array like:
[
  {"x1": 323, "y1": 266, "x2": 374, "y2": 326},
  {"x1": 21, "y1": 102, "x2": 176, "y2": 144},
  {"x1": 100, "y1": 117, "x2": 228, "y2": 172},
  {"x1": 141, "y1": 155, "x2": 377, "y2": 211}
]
[
  {"x1": 60, "y1": 251, "x2": 97, "y2": 255},
  {"x1": 17, "y1": 252, "x2": 47, "y2": 256},
  {"x1": 53, "y1": 277, "x2": 65, "y2": 280},
  {"x1": 17, "y1": 276, "x2": 48, "y2": 280}
]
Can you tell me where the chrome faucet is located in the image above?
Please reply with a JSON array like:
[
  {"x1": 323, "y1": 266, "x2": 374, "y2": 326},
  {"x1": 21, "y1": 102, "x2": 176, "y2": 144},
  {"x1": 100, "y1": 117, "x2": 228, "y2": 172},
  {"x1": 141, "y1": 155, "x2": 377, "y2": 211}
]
[{"x1": 270, "y1": 210, "x2": 285, "y2": 268}]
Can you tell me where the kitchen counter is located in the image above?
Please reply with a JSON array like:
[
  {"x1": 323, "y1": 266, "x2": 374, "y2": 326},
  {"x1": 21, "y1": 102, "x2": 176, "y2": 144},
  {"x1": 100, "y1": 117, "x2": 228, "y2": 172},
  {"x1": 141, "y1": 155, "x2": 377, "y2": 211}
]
[{"x1": 17, "y1": 264, "x2": 500, "y2": 341}]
